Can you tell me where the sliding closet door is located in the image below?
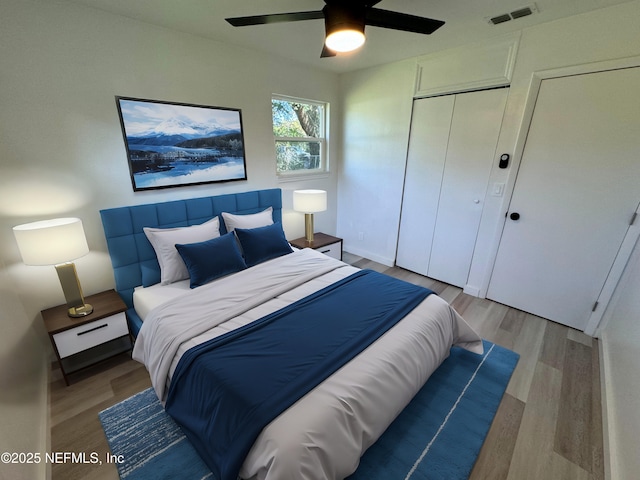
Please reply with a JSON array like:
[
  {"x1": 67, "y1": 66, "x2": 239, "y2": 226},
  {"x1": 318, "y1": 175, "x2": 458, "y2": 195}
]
[
  {"x1": 396, "y1": 95, "x2": 454, "y2": 275},
  {"x1": 427, "y1": 88, "x2": 508, "y2": 286},
  {"x1": 397, "y1": 88, "x2": 507, "y2": 287}
]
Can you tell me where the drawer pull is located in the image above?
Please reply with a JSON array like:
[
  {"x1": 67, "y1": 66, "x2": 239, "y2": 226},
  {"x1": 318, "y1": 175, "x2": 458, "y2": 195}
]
[
  {"x1": 77, "y1": 323, "x2": 108, "y2": 336},
  {"x1": 320, "y1": 249, "x2": 331, "y2": 254}
]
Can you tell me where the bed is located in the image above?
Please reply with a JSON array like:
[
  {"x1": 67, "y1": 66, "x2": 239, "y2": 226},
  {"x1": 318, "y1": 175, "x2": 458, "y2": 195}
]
[{"x1": 100, "y1": 188, "x2": 483, "y2": 480}]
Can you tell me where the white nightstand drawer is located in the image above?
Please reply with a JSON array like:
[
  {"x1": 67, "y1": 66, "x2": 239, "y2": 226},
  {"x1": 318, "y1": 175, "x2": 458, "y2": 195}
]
[
  {"x1": 53, "y1": 312, "x2": 128, "y2": 358},
  {"x1": 316, "y1": 241, "x2": 342, "y2": 260}
]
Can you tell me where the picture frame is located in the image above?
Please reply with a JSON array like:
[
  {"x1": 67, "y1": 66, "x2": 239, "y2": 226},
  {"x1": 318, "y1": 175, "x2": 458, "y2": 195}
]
[{"x1": 115, "y1": 97, "x2": 248, "y2": 191}]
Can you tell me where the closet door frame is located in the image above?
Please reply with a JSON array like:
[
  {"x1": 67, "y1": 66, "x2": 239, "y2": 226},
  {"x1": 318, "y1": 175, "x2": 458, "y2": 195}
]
[
  {"x1": 396, "y1": 88, "x2": 507, "y2": 286},
  {"x1": 483, "y1": 55, "x2": 640, "y2": 337}
]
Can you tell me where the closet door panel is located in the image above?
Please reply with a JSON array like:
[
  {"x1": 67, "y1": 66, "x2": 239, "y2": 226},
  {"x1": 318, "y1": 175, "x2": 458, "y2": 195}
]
[
  {"x1": 428, "y1": 88, "x2": 508, "y2": 286},
  {"x1": 396, "y1": 95, "x2": 454, "y2": 275}
]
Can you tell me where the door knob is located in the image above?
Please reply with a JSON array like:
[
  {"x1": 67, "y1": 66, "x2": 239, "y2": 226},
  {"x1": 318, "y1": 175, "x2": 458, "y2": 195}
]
[{"x1": 509, "y1": 212, "x2": 520, "y2": 221}]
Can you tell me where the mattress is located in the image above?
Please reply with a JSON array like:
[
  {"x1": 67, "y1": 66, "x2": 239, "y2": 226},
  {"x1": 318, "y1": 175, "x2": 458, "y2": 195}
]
[
  {"x1": 132, "y1": 248, "x2": 483, "y2": 479},
  {"x1": 133, "y1": 280, "x2": 191, "y2": 321}
]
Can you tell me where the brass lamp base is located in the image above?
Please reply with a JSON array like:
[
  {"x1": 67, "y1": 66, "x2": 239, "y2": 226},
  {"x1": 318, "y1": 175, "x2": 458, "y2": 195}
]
[
  {"x1": 55, "y1": 262, "x2": 93, "y2": 318},
  {"x1": 304, "y1": 213, "x2": 315, "y2": 243},
  {"x1": 68, "y1": 303, "x2": 93, "y2": 318}
]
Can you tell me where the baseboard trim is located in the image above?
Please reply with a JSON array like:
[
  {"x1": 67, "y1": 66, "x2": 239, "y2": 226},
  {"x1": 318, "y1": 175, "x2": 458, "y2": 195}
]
[
  {"x1": 342, "y1": 244, "x2": 394, "y2": 267},
  {"x1": 463, "y1": 285, "x2": 481, "y2": 297}
]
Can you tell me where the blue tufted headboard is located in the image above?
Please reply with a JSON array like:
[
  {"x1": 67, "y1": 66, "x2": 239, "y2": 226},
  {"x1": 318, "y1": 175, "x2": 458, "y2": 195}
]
[{"x1": 100, "y1": 188, "x2": 282, "y2": 337}]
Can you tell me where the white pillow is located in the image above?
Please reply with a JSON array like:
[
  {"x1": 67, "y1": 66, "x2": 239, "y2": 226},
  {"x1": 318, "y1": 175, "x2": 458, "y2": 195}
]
[
  {"x1": 144, "y1": 217, "x2": 220, "y2": 285},
  {"x1": 222, "y1": 207, "x2": 273, "y2": 233}
]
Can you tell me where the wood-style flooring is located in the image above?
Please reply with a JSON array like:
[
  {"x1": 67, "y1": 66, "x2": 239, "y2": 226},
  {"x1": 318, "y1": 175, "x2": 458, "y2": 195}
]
[{"x1": 49, "y1": 252, "x2": 604, "y2": 480}]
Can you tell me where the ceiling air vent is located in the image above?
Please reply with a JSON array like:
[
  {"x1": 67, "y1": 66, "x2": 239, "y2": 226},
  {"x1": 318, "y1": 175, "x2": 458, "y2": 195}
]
[
  {"x1": 511, "y1": 6, "x2": 534, "y2": 19},
  {"x1": 490, "y1": 14, "x2": 511, "y2": 25},
  {"x1": 486, "y1": 4, "x2": 538, "y2": 25}
]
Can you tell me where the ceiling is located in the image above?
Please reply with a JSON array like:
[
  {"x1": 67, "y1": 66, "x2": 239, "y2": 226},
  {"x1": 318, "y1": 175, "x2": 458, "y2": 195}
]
[{"x1": 67, "y1": 0, "x2": 632, "y2": 73}]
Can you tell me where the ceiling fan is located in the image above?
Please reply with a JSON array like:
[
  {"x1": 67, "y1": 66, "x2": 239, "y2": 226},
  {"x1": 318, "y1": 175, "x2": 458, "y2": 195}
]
[{"x1": 225, "y1": 0, "x2": 445, "y2": 58}]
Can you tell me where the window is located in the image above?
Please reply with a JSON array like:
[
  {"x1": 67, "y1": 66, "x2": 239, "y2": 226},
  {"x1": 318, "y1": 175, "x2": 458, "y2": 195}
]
[{"x1": 272, "y1": 96, "x2": 327, "y2": 175}]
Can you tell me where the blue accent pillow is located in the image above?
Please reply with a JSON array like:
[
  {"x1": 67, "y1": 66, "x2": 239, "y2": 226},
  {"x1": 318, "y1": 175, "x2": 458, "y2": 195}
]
[
  {"x1": 175, "y1": 232, "x2": 247, "y2": 288},
  {"x1": 235, "y1": 222, "x2": 293, "y2": 267}
]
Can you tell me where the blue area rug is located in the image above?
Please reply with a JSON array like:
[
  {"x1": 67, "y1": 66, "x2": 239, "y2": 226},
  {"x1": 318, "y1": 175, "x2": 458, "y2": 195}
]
[{"x1": 99, "y1": 340, "x2": 518, "y2": 480}]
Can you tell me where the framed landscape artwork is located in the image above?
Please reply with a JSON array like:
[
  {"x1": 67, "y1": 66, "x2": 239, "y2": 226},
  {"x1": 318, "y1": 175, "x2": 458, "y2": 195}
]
[{"x1": 116, "y1": 97, "x2": 248, "y2": 191}]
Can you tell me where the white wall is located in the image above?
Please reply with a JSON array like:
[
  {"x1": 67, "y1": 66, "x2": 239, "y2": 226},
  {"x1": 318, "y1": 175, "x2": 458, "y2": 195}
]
[
  {"x1": 0, "y1": 0, "x2": 339, "y2": 471},
  {"x1": 337, "y1": 59, "x2": 416, "y2": 265}
]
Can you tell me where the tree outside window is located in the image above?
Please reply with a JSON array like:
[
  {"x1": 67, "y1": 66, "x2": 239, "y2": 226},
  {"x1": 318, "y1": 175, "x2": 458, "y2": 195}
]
[{"x1": 272, "y1": 96, "x2": 327, "y2": 175}]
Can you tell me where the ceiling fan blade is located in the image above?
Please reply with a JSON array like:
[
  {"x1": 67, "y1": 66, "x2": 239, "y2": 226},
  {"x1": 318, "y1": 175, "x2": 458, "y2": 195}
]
[
  {"x1": 226, "y1": 10, "x2": 324, "y2": 27},
  {"x1": 320, "y1": 44, "x2": 337, "y2": 58},
  {"x1": 365, "y1": 8, "x2": 445, "y2": 35}
]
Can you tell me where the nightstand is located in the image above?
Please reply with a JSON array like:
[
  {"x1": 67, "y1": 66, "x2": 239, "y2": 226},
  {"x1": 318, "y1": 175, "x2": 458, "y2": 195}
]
[
  {"x1": 290, "y1": 232, "x2": 343, "y2": 260},
  {"x1": 41, "y1": 289, "x2": 132, "y2": 385}
]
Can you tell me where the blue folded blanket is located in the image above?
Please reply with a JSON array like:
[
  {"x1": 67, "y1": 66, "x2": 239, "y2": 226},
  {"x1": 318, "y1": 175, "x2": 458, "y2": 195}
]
[{"x1": 165, "y1": 269, "x2": 434, "y2": 480}]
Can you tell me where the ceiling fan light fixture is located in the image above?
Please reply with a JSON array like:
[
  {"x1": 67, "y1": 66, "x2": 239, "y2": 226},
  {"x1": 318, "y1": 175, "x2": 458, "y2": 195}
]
[
  {"x1": 325, "y1": 28, "x2": 365, "y2": 52},
  {"x1": 323, "y1": 3, "x2": 366, "y2": 53}
]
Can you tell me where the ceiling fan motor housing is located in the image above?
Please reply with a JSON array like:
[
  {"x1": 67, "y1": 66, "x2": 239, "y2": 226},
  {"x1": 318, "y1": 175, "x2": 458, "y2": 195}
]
[{"x1": 323, "y1": 3, "x2": 367, "y2": 39}]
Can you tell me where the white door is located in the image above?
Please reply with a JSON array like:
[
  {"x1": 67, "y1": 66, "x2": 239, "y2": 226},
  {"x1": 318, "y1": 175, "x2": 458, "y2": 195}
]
[
  {"x1": 487, "y1": 67, "x2": 640, "y2": 331},
  {"x1": 397, "y1": 88, "x2": 507, "y2": 287}
]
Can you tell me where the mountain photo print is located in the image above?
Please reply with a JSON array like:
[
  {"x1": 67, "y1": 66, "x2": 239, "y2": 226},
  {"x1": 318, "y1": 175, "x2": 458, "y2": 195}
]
[{"x1": 116, "y1": 97, "x2": 247, "y2": 191}]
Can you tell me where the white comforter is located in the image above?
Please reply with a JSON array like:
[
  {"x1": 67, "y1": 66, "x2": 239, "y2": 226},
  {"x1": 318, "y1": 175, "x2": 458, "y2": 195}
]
[{"x1": 133, "y1": 248, "x2": 483, "y2": 480}]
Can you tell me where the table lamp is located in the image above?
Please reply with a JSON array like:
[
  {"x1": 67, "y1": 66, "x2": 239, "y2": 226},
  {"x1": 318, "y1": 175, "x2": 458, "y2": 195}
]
[
  {"x1": 13, "y1": 217, "x2": 93, "y2": 318},
  {"x1": 293, "y1": 189, "x2": 327, "y2": 243}
]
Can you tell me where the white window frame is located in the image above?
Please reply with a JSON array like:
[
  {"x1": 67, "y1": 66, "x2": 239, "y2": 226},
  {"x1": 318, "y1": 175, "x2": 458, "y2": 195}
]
[{"x1": 272, "y1": 95, "x2": 328, "y2": 179}]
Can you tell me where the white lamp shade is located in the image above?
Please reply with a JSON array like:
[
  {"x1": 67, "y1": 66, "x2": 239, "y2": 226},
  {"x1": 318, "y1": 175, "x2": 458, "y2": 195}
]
[
  {"x1": 13, "y1": 217, "x2": 89, "y2": 265},
  {"x1": 293, "y1": 190, "x2": 327, "y2": 213}
]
